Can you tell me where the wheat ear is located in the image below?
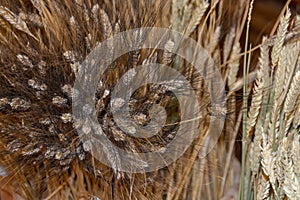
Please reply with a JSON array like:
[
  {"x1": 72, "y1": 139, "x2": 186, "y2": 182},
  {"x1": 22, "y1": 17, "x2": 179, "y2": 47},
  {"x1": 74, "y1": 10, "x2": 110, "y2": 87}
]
[
  {"x1": 0, "y1": 6, "x2": 37, "y2": 40},
  {"x1": 185, "y1": 1, "x2": 209, "y2": 36},
  {"x1": 271, "y1": 8, "x2": 291, "y2": 70}
]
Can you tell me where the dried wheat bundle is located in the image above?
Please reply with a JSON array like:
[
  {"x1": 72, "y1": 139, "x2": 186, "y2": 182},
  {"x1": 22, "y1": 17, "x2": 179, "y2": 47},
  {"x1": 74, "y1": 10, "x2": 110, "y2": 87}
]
[
  {"x1": 0, "y1": 0, "x2": 249, "y2": 199},
  {"x1": 246, "y1": 8, "x2": 300, "y2": 200}
]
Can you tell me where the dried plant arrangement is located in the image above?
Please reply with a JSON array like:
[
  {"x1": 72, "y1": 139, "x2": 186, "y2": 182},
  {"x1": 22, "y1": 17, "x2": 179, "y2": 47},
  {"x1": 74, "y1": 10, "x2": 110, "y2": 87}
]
[
  {"x1": 0, "y1": 0, "x2": 299, "y2": 200},
  {"x1": 244, "y1": 8, "x2": 300, "y2": 200}
]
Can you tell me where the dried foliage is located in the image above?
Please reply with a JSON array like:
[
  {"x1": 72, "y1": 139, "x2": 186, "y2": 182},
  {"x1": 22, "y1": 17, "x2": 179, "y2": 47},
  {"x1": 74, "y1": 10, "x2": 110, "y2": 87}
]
[
  {"x1": 0, "y1": 0, "x2": 245, "y2": 199},
  {"x1": 245, "y1": 8, "x2": 300, "y2": 200},
  {"x1": 0, "y1": 0, "x2": 299, "y2": 200}
]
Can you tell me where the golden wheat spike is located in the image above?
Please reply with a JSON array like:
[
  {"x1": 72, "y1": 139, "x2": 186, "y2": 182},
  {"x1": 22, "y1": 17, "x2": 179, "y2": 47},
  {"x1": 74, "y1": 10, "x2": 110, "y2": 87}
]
[{"x1": 0, "y1": 6, "x2": 37, "y2": 40}]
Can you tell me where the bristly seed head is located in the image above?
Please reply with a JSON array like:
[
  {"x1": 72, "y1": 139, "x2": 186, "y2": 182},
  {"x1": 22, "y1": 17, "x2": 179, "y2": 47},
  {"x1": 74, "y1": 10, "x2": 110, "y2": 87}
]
[
  {"x1": 52, "y1": 96, "x2": 68, "y2": 106},
  {"x1": 10, "y1": 97, "x2": 31, "y2": 111},
  {"x1": 61, "y1": 113, "x2": 72, "y2": 123}
]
